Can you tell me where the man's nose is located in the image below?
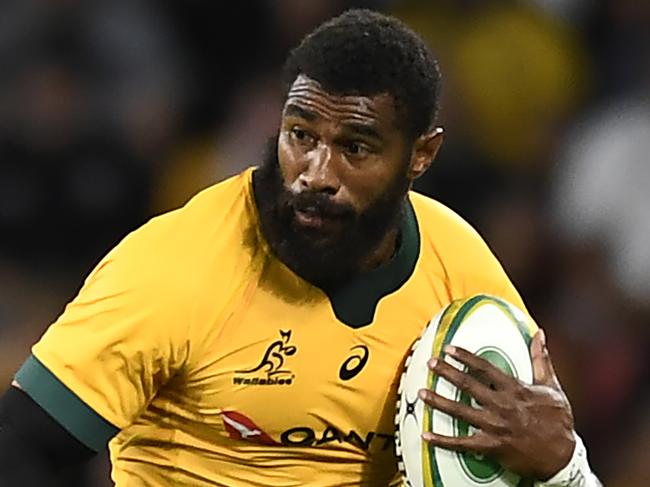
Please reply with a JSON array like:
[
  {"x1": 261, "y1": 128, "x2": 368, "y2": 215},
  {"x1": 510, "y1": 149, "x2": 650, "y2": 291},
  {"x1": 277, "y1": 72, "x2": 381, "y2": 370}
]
[{"x1": 297, "y1": 144, "x2": 339, "y2": 195}]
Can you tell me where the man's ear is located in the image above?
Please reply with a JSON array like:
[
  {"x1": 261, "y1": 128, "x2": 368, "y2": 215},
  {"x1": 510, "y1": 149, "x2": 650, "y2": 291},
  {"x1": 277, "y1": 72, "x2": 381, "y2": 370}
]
[{"x1": 408, "y1": 127, "x2": 444, "y2": 180}]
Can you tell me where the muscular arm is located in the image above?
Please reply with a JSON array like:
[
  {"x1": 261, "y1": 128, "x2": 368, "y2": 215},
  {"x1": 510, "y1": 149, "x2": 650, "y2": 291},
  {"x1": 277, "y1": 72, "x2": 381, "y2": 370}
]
[{"x1": 0, "y1": 385, "x2": 96, "y2": 486}]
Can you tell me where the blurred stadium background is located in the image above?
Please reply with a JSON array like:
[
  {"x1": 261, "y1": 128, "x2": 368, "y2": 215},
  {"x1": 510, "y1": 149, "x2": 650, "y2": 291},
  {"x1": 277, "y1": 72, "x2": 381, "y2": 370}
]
[{"x1": 0, "y1": 0, "x2": 648, "y2": 485}]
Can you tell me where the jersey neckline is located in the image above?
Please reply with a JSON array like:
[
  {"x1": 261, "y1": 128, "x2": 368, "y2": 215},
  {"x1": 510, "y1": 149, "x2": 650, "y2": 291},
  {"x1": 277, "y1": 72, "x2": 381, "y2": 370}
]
[
  {"x1": 322, "y1": 200, "x2": 420, "y2": 328},
  {"x1": 245, "y1": 167, "x2": 421, "y2": 328}
]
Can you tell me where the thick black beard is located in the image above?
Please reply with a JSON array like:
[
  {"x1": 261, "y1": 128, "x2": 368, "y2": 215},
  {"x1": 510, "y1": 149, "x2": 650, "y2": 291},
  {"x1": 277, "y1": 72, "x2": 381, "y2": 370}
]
[{"x1": 253, "y1": 136, "x2": 410, "y2": 288}]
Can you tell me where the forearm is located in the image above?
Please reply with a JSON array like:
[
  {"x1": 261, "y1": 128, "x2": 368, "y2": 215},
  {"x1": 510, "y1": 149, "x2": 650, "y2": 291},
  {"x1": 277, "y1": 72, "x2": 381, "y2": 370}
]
[
  {"x1": 0, "y1": 421, "x2": 58, "y2": 486},
  {"x1": 0, "y1": 385, "x2": 96, "y2": 486}
]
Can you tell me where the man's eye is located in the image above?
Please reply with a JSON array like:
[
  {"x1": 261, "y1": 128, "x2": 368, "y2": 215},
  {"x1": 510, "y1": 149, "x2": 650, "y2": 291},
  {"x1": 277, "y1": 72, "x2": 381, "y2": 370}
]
[
  {"x1": 293, "y1": 128, "x2": 305, "y2": 139},
  {"x1": 291, "y1": 127, "x2": 313, "y2": 143},
  {"x1": 346, "y1": 142, "x2": 369, "y2": 156}
]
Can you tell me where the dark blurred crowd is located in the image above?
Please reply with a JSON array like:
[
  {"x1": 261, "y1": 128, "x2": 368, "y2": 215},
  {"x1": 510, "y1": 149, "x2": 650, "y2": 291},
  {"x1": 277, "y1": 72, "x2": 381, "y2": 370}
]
[{"x1": 0, "y1": 1, "x2": 648, "y2": 485}]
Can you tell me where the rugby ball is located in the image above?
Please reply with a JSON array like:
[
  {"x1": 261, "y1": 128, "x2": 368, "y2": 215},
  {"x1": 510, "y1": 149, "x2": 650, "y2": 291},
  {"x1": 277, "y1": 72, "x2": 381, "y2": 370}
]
[{"x1": 395, "y1": 294, "x2": 536, "y2": 487}]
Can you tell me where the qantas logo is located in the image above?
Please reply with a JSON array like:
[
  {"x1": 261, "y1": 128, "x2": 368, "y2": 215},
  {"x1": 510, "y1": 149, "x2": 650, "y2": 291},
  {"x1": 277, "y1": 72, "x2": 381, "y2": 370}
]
[
  {"x1": 280, "y1": 426, "x2": 394, "y2": 452},
  {"x1": 221, "y1": 411, "x2": 393, "y2": 452},
  {"x1": 221, "y1": 411, "x2": 277, "y2": 445}
]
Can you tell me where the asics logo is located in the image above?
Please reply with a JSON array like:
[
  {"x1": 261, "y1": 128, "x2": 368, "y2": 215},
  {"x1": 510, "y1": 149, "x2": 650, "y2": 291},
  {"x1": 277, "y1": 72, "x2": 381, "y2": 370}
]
[{"x1": 339, "y1": 345, "x2": 370, "y2": 381}]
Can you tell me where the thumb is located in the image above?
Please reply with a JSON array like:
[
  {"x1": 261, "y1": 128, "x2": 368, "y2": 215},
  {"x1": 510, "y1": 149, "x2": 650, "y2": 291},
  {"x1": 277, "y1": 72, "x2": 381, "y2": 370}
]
[{"x1": 531, "y1": 329, "x2": 560, "y2": 387}]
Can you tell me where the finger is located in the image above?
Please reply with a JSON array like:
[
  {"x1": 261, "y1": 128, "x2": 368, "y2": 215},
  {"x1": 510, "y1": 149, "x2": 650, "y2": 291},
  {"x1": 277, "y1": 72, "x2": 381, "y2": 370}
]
[
  {"x1": 428, "y1": 358, "x2": 495, "y2": 406},
  {"x1": 443, "y1": 346, "x2": 514, "y2": 390},
  {"x1": 531, "y1": 330, "x2": 547, "y2": 383},
  {"x1": 531, "y1": 329, "x2": 560, "y2": 387},
  {"x1": 421, "y1": 430, "x2": 494, "y2": 455},
  {"x1": 418, "y1": 388, "x2": 494, "y2": 431}
]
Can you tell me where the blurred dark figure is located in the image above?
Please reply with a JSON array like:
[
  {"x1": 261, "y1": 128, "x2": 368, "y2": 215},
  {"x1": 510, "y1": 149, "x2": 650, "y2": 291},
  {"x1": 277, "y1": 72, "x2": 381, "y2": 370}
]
[{"x1": 0, "y1": 0, "x2": 185, "y2": 271}]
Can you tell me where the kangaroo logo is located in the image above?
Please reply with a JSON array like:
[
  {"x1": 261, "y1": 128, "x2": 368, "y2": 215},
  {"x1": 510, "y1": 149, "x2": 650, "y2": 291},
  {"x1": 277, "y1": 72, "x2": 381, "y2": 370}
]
[
  {"x1": 237, "y1": 330, "x2": 297, "y2": 376},
  {"x1": 233, "y1": 330, "x2": 297, "y2": 386}
]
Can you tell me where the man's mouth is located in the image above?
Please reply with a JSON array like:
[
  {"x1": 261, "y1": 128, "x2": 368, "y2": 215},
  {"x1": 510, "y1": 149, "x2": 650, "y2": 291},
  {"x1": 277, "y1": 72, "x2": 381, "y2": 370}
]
[
  {"x1": 293, "y1": 207, "x2": 326, "y2": 228},
  {"x1": 292, "y1": 206, "x2": 345, "y2": 231}
]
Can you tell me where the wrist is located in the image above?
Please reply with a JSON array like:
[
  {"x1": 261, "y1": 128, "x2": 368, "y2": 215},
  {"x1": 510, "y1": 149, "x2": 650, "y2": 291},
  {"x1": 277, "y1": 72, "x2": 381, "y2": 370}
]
[{"x1": 535, "y1": 431, "x2": 593, "y2": 487}]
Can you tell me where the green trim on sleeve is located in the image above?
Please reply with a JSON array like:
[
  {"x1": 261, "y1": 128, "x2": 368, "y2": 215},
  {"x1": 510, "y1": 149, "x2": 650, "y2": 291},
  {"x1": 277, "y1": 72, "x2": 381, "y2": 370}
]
[{"x1": 15, "y1": 354, "x2": 120, "y2": 451}]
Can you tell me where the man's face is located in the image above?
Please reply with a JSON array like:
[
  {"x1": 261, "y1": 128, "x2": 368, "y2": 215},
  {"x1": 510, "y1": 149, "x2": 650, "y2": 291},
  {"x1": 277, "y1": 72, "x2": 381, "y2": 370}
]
[
  {"x1": 277, "y1": 75, "x2": 412, "y2": 235},
  {"x1": 254, "y1": 75, "x2": 422, "y2": 286}
]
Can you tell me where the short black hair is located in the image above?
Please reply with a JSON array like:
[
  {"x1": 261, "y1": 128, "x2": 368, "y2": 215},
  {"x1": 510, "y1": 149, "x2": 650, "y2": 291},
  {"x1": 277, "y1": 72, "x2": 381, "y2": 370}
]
[{"x1": 282, "y1": 9, "x2": 441, "y2": 139}]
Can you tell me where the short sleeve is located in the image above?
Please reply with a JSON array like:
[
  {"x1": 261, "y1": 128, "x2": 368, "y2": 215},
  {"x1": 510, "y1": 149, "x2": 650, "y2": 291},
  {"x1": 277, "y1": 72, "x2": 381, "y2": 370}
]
[{"x1": 16, "y1": 233, "x2": 190, "y2": 450}]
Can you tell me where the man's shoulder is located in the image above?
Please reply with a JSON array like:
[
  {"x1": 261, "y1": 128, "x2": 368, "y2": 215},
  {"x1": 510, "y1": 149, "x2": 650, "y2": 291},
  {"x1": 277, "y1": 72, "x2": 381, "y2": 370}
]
[
  {"x1": 409, "y1": 191, "x2": 481, "y2": 240},
  {"x1": 129, "y1": 169, "x2": 256, "y2": 250},
  {"x1": 168, "y1": 168, "x2": 256, "y2": 229},
  {"x1": 408, "y1": 191, "x2": 522, "y2": 304},
  {"x1": 104, "y1": 169, "x2": 261, "y2": 286},
  {"x1": 188, "y1": 168, "x2": 254, "y2": 206},
  {"x1": 408, "y1": 190, "x2": 499, "y2": 270}
]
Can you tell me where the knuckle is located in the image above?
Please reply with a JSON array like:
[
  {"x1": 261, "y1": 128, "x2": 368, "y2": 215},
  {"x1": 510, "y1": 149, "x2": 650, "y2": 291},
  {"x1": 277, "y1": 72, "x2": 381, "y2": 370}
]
[
  {"x1": 472, "y1": 431, "x2": 499, "y2": 454},
  {"x1": 444, "y1": 397, "x2": 461, "y2": 415},
  {"x1": 494, "y1": 393, "x2": 514, "y2": 413},
  {"x1": 484, "y1": 434, "x2": 502, "y2": 453},
  {"x1": 514, "y1": 383, "x2": 531, "y2": 401},
  {"x1": 491, "y1": 419, "x2": 511, "y2": 437},
  {"x1": 469, "y1": 358, "x2": 486, "y2": 374},
  {"x1": 469, "y1": 357, "x2": 488, "y2": 374},
  {"x1": 456, "y1": 374, "x2": 471, "y2": 390},
  {"x1": 441, "y1": 364, "x2": 462, "y2": 384},
  {"x1": 423, "y1": 391, "x2": 437, "y2": 405},
  {"x1": 484, "y1": 411, "x2": 505, "y2": 430}
]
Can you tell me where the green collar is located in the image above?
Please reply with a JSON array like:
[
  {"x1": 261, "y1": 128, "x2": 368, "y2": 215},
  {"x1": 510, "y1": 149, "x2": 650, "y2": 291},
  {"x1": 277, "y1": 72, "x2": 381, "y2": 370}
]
[{"x1": 324, "y1": 199, "x2": 420, "y2": 328}]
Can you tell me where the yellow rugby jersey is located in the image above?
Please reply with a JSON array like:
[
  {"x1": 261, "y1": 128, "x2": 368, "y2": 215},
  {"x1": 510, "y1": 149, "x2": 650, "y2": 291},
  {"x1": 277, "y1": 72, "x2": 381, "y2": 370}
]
[{"x1": 16, "y1": 168, "x2": 529, "y2": 486}]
